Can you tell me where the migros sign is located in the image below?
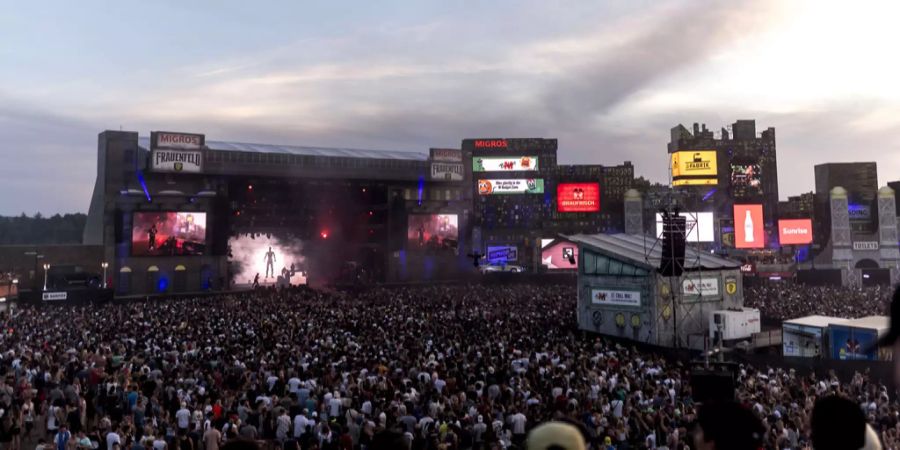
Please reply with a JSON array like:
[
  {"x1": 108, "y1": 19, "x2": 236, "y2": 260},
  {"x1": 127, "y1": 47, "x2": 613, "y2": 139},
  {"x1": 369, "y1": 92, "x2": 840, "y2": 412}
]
[{"x1": 473, "y1": 139, "x2": 508, "y2": 149}]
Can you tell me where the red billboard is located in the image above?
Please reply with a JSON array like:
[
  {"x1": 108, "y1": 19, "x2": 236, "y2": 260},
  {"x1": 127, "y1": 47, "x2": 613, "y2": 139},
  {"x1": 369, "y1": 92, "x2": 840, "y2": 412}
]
[
  {"x1": 557, "y1": 183, "x2": 600, "y2": 213},
  {"x1": 734, "y1": 204, "x2": 764, "y2": 249},
  {"x1": 778, "y1": 219, "x2": 813, "y2": 245}
]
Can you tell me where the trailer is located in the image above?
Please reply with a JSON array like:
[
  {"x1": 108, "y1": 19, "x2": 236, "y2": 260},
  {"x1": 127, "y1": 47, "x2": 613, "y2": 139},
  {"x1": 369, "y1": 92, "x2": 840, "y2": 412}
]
[
  {"x1": 827, "y1": 316, "x2": 892, "y2": 361},
  {"x1": 782, "y1": 315, "x2": 849, "y2": 358},
  {"x1": 709, "y1": 308, "x2": 761, "y2": 342}
]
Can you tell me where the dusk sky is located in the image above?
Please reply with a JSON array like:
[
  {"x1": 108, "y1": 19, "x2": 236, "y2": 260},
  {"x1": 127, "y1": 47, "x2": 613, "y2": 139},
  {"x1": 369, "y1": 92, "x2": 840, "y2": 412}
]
[{"x1": 2, "y1": 0, "x2": 900, "y2": 215}]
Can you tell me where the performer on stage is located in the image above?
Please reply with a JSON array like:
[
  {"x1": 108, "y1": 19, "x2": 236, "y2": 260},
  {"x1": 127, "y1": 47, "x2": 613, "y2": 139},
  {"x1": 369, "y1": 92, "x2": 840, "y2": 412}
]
[
  {"x1": 252, "y1": 273, "x2": 260, "y2": 289},
  {"x1": 264, "y1": 247, "x2": 277, "y2": 278},
  {"x1": 148, "y1": 224, "x2": 158, "y2": 251}
]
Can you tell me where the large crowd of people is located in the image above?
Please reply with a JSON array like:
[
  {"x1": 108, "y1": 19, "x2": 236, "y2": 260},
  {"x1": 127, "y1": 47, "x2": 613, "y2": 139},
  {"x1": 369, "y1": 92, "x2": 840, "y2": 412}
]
[
  {"x1": 0, "y1": 284, "x2": 896, "y2": 450},
  {"x1": 744, "y1": 283, "x2": 893, "y2": 320}
]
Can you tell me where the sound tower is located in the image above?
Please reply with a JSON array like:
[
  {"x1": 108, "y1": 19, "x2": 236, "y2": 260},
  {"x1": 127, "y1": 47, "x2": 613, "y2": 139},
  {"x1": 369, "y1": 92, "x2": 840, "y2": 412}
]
[{"x1": 659, "y1": 212, "x2": 686, "y2": 277}]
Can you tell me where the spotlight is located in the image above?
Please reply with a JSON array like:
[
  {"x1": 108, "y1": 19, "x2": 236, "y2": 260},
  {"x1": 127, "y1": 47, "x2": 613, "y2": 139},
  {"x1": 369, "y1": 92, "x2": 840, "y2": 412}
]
[
  {"x1": 248, "y1": 184, "x2": 253, "y2": 191},
  {"x1": 321, "y1": 231, "x2": 329, "y2": 239}
]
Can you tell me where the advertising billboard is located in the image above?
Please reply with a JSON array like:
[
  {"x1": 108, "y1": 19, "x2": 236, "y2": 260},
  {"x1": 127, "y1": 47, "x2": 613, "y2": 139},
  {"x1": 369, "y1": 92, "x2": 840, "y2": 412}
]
[
  {"x1": 431, "y1": 162, "x2": 464, "y2": 181},
  {"x1": 132, "y1": 212, "x2": 207, "y2": 256},
  {"x1": 486, "y1": 246, "x2": 518, "y2": 263},
  {"x1": 672, "y1": 178, "x2": 717, "y2": 186},
  {"x1": 731, "y1": 164, "x2": 762, "y2": 195},
  {"x1": 541, "y1": 241, "x2": 577, "y2": 270},
  {"x1": 733, "y1": 204, "x2": 764, "y2": 249},
  {"x1": 671, "y1": 150, "x2": 718, "y2": 178},
  {"x1": 408, "y1": 214, "x2": 458, "y2": 252},
  {"x1": 151, "y1": 131, "x2": 205, "y2": 150},
  {"x1": 654, "y1": 212, "x2": 715, "y2": 242},
  {"x1": 778, "y1": 219, "x2": 813, "y2": 245},
  {"x1": 591, "y1": 289, "x2": 640, "y2": 307},
  {"x1": 151, "y1": 149, "x2": 203, "y2": 173},
  {"x1": 557, "y1": 183, "x2": 600, "y2": 213},
  {"x1": 473, "y1": 156, "x2": 538, "y2": 172},
  {"x1": 477, "y1": 179, "x2": 544, "y2": 195},
  {"x1": 430, "y1": 148, "x2": 462, "y2": 162},
  {"x1": 682, "y1": 276, "x2": 719, "y2": 297}
]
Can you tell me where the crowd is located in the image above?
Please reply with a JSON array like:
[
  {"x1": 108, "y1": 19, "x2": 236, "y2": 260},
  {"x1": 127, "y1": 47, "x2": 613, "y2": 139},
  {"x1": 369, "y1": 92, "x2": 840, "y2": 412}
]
[
  {"x1": 0, "y1": 284, "x2": 896, "y2": 450},
  {"x1": 744, "y1": 283, "x2": 893, "y2": 320}
]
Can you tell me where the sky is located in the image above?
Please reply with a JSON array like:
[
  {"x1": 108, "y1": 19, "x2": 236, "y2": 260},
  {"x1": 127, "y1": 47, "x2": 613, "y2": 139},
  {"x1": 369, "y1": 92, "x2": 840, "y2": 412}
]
[{"x1": 2, "y1": 0, "x2": 900, "y2": 215}]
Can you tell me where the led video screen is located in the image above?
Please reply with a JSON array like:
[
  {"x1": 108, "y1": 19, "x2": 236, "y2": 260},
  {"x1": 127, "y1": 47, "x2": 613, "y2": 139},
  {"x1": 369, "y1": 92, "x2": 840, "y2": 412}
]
[
  {"x1": 778, "y1": 219, "x2": 813, "y2": 245},
  {"x1": 541, "y1": 240, "x2": 578, "y2": 270},
  {"x1": 734, "y1": 204, "x2": 764, "y2": 248},
  {"x1": 557, "y1": 183, "x2": 600, "y2": 213},
  {"x1": 408, "y1": 214, "x2": 458, "y2": 252},
  {"x1": 731, "y1": 164, "x2": 762, "y2": 195},
  {"x1": 477, "y1": 179, "x2": 544, "y2": 195},
  {"x1": 671, "y1": 150, "x2": 718, "y2": 186},
  {"x1": 228, "y1": 234, "x2": 307, "y2": 286},
  {"x1": 472, "y1": 156, "x2": 539, "y2": 172},
  {"x1": 654, "y1": 212, "x2": 715, "y2": 242},
  {"x1": 132, "y1": 212, "x2": 206, "y2": 256}
]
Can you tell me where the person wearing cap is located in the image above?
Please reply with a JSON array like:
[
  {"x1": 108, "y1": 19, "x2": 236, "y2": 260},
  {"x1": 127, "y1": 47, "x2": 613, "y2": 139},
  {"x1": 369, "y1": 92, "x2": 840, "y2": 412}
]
[{"x1": 526, "y1": 421, "x2": 586, "y2": 450}]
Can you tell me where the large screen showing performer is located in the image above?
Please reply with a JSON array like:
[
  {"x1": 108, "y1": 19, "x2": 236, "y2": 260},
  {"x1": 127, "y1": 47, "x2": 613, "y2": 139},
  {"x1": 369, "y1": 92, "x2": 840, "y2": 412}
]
[
  {"x1": 132, "y1": 212, "x2": 206, "y2": 256},
  {"x1": 731, "y1": 164, "x2": 762, "y2": 195},
  {"x1": 407, "y1": 214, "x2": 458, "y2": 252},
  {"x1": 227, "y1": 234, "x2": 307, "y2": 287}
]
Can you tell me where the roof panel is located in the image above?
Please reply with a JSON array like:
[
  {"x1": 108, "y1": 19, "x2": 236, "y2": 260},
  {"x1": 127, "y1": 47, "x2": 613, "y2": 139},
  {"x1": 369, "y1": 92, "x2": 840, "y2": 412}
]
[
  {"x1": 137, "y1": 137, "x2": 428, "y2": 161},
  {"x1": 565, "y1": 233, "x2": 741, "y2": 271}
]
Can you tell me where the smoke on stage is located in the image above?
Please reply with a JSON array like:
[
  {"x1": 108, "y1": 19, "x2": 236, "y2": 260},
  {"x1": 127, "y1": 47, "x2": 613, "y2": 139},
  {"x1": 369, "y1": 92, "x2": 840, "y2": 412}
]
[{"x1": 228, "y1": 234, "x2": 307, "y2": 286}]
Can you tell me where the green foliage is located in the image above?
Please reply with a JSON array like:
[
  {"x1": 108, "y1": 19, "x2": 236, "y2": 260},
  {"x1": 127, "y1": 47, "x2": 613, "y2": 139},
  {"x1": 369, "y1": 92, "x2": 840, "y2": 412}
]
[{"x1": 0, "y1": 213, "x2": 86, "y2": 245}]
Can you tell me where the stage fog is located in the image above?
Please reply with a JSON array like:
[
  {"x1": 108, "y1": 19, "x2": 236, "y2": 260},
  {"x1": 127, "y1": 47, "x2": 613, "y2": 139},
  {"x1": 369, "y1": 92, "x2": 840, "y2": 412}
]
[{"x1": 228, "y1": 234, "x2": 307, "y2": 286}]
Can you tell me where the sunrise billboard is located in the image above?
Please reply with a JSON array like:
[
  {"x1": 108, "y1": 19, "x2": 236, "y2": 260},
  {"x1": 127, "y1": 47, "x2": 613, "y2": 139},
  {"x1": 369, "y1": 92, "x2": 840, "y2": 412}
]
[{"x1": 778, "y1": 219, "x2": 813, "y2": 245}]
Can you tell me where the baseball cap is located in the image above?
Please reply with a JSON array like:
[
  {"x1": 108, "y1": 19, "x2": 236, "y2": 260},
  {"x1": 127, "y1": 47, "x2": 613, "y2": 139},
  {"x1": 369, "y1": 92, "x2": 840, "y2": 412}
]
[
  {"x1": 877, "y1": 287, "x2": 900, "y2": 347},
  {"x1": 526, "y1": 422, "x2": 586, "y2": 450}
]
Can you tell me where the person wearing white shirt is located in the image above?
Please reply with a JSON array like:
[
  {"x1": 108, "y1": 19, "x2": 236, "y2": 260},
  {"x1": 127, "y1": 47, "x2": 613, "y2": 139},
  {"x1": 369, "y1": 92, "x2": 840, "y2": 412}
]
[
  {"x1": 287, "y1": 377, "x2": 302, "y2": 394},
  {"x1": 328, "y1": 394, "x2": 341, "y2": 418},
  {"x1": 176, "y1": 406, "x2": 191, "y2": 432},
  {"x1": 293, "y1": 412, "x2": 309, "y2": 438}
]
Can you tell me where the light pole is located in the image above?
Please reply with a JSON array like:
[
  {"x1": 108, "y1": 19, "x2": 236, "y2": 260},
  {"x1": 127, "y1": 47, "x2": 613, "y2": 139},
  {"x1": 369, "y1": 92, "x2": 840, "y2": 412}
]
[
  {"x1": 42, "y1": 263, "x2": 50, "y2": 291},
  {"x1": 101, "y1": 262, "x2": 109, "y2": 288}
]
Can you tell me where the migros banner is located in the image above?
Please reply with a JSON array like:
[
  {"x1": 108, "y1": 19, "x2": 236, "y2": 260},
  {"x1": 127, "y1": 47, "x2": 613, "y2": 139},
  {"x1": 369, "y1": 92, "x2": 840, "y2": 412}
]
[
  {"x1": 557, "y1": 183, "x2": 600, "y2": 213},
  {"x1": 671, "y1": 150, "x2": 718, "y2": 178},
  {"x1": 778, "y1": 219, "x2": 813, "y2": 245}
]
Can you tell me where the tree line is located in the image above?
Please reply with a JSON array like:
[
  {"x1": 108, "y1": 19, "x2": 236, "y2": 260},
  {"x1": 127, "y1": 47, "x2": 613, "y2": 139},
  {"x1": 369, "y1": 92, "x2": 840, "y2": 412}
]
[{"x1": 0, "y1": 213, "x2": 86, "y2": 245}]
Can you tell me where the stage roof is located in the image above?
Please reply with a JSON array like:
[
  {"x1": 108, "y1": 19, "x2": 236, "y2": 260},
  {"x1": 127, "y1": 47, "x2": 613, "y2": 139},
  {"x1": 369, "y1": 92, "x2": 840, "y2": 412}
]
[
  {"x1": 565, "y1": 233, "x2": 741, "y2": 271},
  {"x1": 138, "y1": 137, "x2": 429, "y2": 161}
]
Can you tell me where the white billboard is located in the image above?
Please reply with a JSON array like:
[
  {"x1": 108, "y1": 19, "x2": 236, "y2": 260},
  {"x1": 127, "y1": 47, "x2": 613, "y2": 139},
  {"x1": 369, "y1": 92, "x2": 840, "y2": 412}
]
[
  {"x1": 591, "y1": 289, "x2": 641, "y2": 307},
  {"x1": 152, "y1": 149, "x2": 203, "y2": 173},
  {"x1": 431, "y1": 162, "x2": 464, "y2": 181},
  {"x1": 682, "y1": 277, "x2": 719, "y2": 297},
  {"x1": 473, "y1": 156, "x2": 539, "y2": 172},
  {"x1": 655, "y1": 212, "x2": 714, "y2": 243}
]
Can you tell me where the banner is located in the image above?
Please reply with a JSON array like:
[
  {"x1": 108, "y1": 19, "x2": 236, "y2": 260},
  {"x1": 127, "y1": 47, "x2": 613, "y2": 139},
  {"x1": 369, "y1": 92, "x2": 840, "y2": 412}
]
[
  {"x1": 673, "y1": 178, "x2": 718, "y2": 186},
  {"x1": 682, "y1": 277, "x2": 719, "y2": 297},
  {"x1": 671, "y1": 151, "x2": 718, "y2": 177},
  {"x1": 557, "y1": 183, "x2": 600, "y2": 213},
  {"x1": 477, "y1": 179, "x2": 544, "y2": 195},
  {"x1": 473, "y1": 156, "x2": 538, "y2": 172},
  {"x1": 152, "y1": 149, "x2": 203, "y2": 173},
  {"x1": 151, "y1": 132, "x2": 205, "y2": 150},
  {"x1": 778, "y1": 219, "x2": 813, "y2": 245},
  {"x1": 591, "y1": 289, "x2": 641, "y2": 307},
  {"x1": 486, "y1": 246, "x2": 518, "y2": 262},
  {"x1": 734, "y1": 204, "x2": 764, "y2": 249},
  {"x1": 431, "y1": 163, "x2": 464, "y2": 181},
  {"x1": 42, "y1": 292, "x2": 68, "y2": 301},
  {"x1": 430, "y1": 148, "x2": 462, "y2": 162},
  {"x1": 654, "y1": 212, "x2": 715, "y2": 242}
]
